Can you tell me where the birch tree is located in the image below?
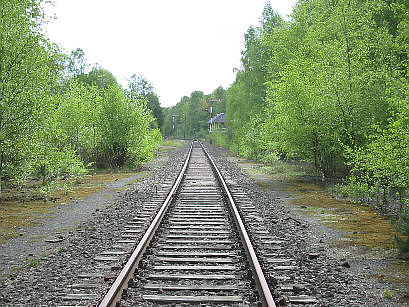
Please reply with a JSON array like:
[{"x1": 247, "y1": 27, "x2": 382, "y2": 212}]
[{"x1": 0, "y1": 0, "x2": 57, "y2": 196}]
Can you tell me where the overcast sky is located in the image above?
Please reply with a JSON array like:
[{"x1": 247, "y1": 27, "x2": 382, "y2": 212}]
[{"x1": 44, "y1": 0, "x2": 296, "y2": 107}]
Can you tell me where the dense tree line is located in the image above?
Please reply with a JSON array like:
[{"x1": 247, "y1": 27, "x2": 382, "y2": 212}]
[
  {"x1": 208, "y1": 0, "x2": 409, "y2": 208},
  {"x1": 204, "y1": 0, "x2": 408, "y2": 255},
  {"x1": 162, "y1": 86, "x2": 226, "y2": 139},
  {"x1": 0, "y1": 0, "x2": 161, "y2": 197},
  {"x1": 161, "y1": 0, "x2": 409, "y2": 255}
]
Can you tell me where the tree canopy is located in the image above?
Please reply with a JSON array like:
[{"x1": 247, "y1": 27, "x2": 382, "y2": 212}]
[
  {"x1": 207, "y1": 0, "x2": 409, "y2": 211},
  {"x1": 0, "y1": 0, "x2": 162, "y2": 197}
]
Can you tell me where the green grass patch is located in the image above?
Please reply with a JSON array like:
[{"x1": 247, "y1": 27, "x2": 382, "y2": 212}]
[
  {"x1": 383, "y1": 289, "x2": 395, "y2": 299},
  {"x1": 27, "y1": 256, "x2": 43, "y2": 268}
]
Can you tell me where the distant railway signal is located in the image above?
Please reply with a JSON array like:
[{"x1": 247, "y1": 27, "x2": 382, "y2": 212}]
[{"x1": 209, "y1": 99, "x2": 221, "y2": 133}]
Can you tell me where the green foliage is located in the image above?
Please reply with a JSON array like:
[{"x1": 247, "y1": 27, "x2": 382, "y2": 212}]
[
  {"x1": 209, "y1": 130, "x2": 230, "y2": 149},
  {"x1": 344, "y1": 79, "x2": 409, "y2": 207},
  {"x1": 55, "y1": 80, "x2": 100, "y2": 163},
  {"x1": 163, "y1": 89, "x2": 221, "y2": 139},
  {"x1": 78, "y1": 66, "x2": 118, "y2": 89},
  {"x1": 394, "y1": 206, "x2": 409, "y2": 259},
  {"x1": 265, "y1": 0, "x2": 396, "y2": 178},
  {"x1": 333, "y1": 179, "x2": 375, "y2": 202},
  {"x1": 127, "y1": 75, "x2": 164, "y2": 130},
  {"x1": 27, "y1": 256, "x2": 42, "y2": 268},
  {"x1": 94, "y1": 84, "x2": 160, "y2": 168},
  {"x1": 0, "y1": 0, "x2": 59, "y2": 196},
  {"x1": 223, "y1": 5, "x2": 284, "y2": 162},
  {"x1": 64, "y1": 48, "x2": 89, "y2": 78},
  {"x1": 33, "y1": 149, "x2": 87, "y2": 184},
  {"x1": 383, "y1": 289, "x2": 395, "y2": 299},
  {"x1": 0, "y1": 2, "x2": 162, "y2": 197},
  {"x1": 219, "y1": 0, "x2": 409, "y2": 204}
]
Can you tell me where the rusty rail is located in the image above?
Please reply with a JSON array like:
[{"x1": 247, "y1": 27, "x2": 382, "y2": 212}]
[
  {"x1": 98, "y1": 141, "x2": 193, "y2": 307},
  {"x1": 99, "y1": 140, "x2": 275, "y2": 306},
  {"x1": 200, "y1": 142, "x2": 276, "y2": 307}
]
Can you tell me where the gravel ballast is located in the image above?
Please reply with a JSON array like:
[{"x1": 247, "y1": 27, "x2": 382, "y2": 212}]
[
  {"x1": 203, "y1": 142, "x2": 405, "y2": 306},
  {"x1": 0, "y1": 145, "x2": 188, "y2": 306},
  {"x1": 0, "y1": 141, "x2": 405, "y2": 306}
]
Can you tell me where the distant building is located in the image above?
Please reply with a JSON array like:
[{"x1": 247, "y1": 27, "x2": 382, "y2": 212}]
[{"x1": 207, "y1": 113, "x2": 226, "y2": 131}]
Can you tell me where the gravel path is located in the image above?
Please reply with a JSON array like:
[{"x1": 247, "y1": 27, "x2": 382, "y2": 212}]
[
  {"x1": 0, "y1": 171, "x2": 148, "y2": 278},
  {"x1": 0, "y1": 141, "x2": 406, "y2": 306}
]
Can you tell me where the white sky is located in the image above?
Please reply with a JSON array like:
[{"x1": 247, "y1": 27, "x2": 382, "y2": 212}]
[{"x1": 44, "y1": 0, "x2": 296, "y2": 107}]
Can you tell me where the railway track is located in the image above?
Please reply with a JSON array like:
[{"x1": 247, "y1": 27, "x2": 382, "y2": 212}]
[
  {"x1": 99, "y1": 141, "x2": 275, "y2": 306},
  {"x1": 58, "y1": 140, "x2": 318, "y2": 306}
]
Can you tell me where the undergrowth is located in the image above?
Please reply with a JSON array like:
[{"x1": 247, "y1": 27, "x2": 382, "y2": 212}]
[{"x1": 394, "y1": 207, "x2": 409, "y2": 259}]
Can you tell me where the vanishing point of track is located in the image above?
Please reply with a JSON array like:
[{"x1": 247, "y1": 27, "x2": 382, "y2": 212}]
[{"x1": 99, "y1": 140, "x2": 276, "y2": 306}]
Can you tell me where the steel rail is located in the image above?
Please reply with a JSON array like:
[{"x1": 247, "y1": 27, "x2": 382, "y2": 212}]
[
  {"x1": 200, "y1": 142, "x2": 276, "y2": 307},
  {"x1": 99, "y1": 141, "x2": 193, "y2": 307}
]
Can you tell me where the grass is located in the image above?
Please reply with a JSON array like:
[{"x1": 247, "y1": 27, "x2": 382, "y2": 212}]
[
  {"x1": 158, "y1": 139, "x2": 187, "y2": 152},
  {"x1": 57, "y1": 247, "x2": 66, "y2": 254},
  {"x1": 237, "y1": 159, "x2": 314, "y2": 181},
  {"x1": 383, "y1": 289, "x2": 395, "y2": 299},
  {"x1": 26, "y1": 256, "x2": 44, "y2": 268}
]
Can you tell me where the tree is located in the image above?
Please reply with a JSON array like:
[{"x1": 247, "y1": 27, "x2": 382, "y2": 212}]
[
  {"x1": 261, "y1": 0, "x2": 397, "y2": 177},
  {"x1": 210, "y1": 86, "x2": 226, "y2": 115},
  {"x1": 224, "y1": 5, "x2": 284, "y2": 159},
  {"x1": 54, "y1": 80, "x2": 100, "y2": 163},
  {"x1": 96, "y1": 84, "x2": 160, "y2": 168},
  {"x1": 66, "y1": 48, "x2": 89, "y2": 78},
  {"x1": 0, "y1": 0, "x2": 58, "y2": 197},
  {"x1": 78, "y1": 65, "x2": 118, "y2": 89},
  {"x1": 126, "y1": 75, "x2": 164, "y2": 130}
]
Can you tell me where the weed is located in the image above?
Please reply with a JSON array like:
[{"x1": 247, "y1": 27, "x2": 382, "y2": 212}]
[
  {"x1": 383, "y1": 289, "x2": 395, "y2": 299},
  {"x1": 57, "y1": 247, "x2": 66, "y2": 254},
  {"x1": 60, "y1": 183, "x2": 73, "y2": 195},
  {"x1": 27, "y1": 257, "x2": 41, "y2": 267}
]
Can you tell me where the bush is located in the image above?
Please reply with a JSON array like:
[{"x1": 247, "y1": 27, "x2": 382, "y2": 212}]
[
  {"x1": 333, "y1": 178, "x2": 376, "y2": 201},
  {"x1": 394, "y1": 206, "x2": 409, "y2": 259},
  {"x1": 209, "y1": 130, "x2": 230, "y2": 149},
  {"x1": 33, "y1": 149, "x2": 87, "y2": 184}
]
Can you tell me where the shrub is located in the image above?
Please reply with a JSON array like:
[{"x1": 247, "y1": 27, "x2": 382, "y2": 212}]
[
  {"x1": 333, "y1": 178, "x2": 375, "y2": 201},
  {"x1": 394, "y1": 206, "x2": 409, "y2": 259}
]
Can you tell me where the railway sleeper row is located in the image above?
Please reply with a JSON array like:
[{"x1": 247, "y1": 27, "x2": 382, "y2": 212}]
[
  {"x1": 123, "y1": 147, "x2": 259, "y2": 305},
  {"x1": 220, "y1": 170, "x2": 319, "y2": 305},
  {"x1": 58, "y1": 142, "x2": 319, "y2": 306},
  {"x1": 57, "y1": 176, "x2": 183, "y2": 305}
]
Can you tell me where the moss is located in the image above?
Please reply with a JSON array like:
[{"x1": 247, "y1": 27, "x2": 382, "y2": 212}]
[
  {"x1": 233, "y1": 154, "x2": 399, "y2": 250},
  {"x1": 290, "y1": 191, "x2": 397, "y2": 249},
  {"x1": 0, "y1": 169, "x2": 147, "y2": 244},
  {"x1": 233, "y1": 153, "x2": 409, "y2": 295}
]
